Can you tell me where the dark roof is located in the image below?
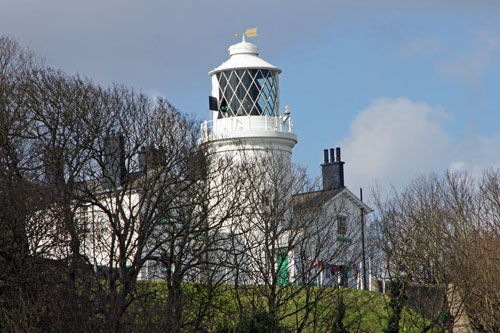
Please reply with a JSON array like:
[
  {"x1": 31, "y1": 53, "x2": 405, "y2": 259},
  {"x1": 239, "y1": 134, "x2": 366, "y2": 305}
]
[{"x1": 293, "y1": 187, "x2": 343, "y2": 211}]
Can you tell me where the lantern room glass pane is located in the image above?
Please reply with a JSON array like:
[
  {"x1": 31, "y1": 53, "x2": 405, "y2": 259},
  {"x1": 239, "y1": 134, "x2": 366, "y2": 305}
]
[{"x1": 216, "y1": 69, "x2": 279, "y2": 117}]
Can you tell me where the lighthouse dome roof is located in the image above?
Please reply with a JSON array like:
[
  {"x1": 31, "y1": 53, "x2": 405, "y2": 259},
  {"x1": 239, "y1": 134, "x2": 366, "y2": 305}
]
[{"x1": 209, "y1": 40, "x2": 281, "y2": 76}]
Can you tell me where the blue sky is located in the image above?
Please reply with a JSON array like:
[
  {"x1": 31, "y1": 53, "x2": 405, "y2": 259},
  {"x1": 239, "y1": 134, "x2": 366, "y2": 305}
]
[{"x1": 2, "y1": 0, "x2": 500, "y2": 197}]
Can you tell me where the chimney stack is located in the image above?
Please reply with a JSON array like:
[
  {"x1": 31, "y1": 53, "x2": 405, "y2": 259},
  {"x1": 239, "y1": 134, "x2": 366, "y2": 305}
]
[
  {"x1": 321, "y1": 147, "x2": 345, "y2": 190},
  {"x1": 104, "y1": 132, "x2": 126, "y2": 188},
  {"x1": 139, "y1": 145, "x2": 165, "y2": 172}
]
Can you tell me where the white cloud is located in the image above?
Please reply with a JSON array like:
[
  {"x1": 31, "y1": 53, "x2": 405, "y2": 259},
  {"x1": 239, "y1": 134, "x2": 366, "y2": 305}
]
[
  {"x1": 454, "y1": 133, "x2": 500, "y2": 177},
  {"x1": 339, "y1": 97, "x2": 500, "y2": 198},
  {"x1": 339, "y1": 97, "x2": 452, "y2": 193},
  {"x1": 438, "y1": 31, "x2": 500, "y2": 84}
]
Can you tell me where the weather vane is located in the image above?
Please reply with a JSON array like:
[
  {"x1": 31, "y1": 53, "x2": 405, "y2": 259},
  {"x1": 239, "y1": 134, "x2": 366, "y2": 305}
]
[{"x1": 234, "y1": 27, "x2": 258, "y2": 41}]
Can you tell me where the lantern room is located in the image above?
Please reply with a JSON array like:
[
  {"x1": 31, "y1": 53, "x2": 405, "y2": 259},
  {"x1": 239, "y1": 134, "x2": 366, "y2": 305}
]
[
  {"x1": 208, "y1": 37, "x2": 281, "y2": 119},
  {"x1": 199, "y1": 32, "x2": 296, "y2": 151}
]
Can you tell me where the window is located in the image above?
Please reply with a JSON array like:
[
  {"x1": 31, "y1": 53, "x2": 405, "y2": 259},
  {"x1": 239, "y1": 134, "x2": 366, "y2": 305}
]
[
  {"x1": 76, "y1": 206, "x2": 91, "y2": 233},
  {"x1": 216, "y1": 69, "x2": 279, "y2": 117},
  {"x1": 337, "y1": 216, "x2": 347, "y2": 236}
]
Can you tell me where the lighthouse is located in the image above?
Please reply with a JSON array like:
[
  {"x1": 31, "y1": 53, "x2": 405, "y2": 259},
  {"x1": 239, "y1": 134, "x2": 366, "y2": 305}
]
[
  {"x1": 197, "y1": 32, "x2": 374, "y2": 289},
  {"x1": 198, "y1": 32, "x2": 299, "y2": 284},
  {"x1": 200, "y1": 33, "x2": 297, "y2": 163}
]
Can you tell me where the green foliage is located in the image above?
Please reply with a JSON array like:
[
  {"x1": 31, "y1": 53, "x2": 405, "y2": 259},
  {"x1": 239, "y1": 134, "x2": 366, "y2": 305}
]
[
  {"x1": 217, "y1": 309, "x2": 291, "y2": 333},
  {"x1": 130, "y1": 282, "x2": 431, "y2": 332}
]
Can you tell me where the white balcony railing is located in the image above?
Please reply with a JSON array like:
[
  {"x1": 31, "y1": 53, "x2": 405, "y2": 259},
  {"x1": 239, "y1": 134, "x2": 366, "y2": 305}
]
[{"x1": 200, "y1": 116, "x2": 294, "y2": 141}]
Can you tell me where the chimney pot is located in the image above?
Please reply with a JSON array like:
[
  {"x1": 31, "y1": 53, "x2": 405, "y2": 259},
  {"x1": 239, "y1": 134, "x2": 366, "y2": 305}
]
[
  {"x1": 323, "y1": 149, "x2": 329, "y2": 164},
  {"x1": 330, "y1": 148, "x2": 335, "y2": 164},
  {"x1": 336, "y1": 147, "x2": 341, "y2": 162}
]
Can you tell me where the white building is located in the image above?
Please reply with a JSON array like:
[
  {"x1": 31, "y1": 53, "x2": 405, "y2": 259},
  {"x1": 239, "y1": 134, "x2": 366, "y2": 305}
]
[
  {"x1": 293, "y1": 148, "x2": 373, "y2": 289},
  {"x1": 199, "y1": 35, "x2": 373, "y2": 289}
]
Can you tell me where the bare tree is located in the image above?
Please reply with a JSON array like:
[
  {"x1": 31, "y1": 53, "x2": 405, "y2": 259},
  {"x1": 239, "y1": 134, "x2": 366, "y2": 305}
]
[
  {"x1": 456, "y1": 169, "x2": 500, "y2": 332},
  {"x1": 0, "y1": 36, "x2": 41, "y2": 280},
  {"x1": 1, "y1": 35, "x2": 224, "y2": 331},
  {"x1": 373, "y1": 171, "x2": 489, "y2": 332},
  {"x1": 220, "y1": 151, "x2": 367, "y2": 332},
  {"x1": 0, "y1": 36, "x2": 71, "y2": 332}
]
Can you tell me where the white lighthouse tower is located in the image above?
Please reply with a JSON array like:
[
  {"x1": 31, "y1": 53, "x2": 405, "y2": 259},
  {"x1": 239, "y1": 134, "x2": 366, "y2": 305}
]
[
  {"x1": 199, "y1": 33, "x2": 297, "y2": 162},
  {"x1": 199, "y1": 32, "x2": 298, "y2": 284}
]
